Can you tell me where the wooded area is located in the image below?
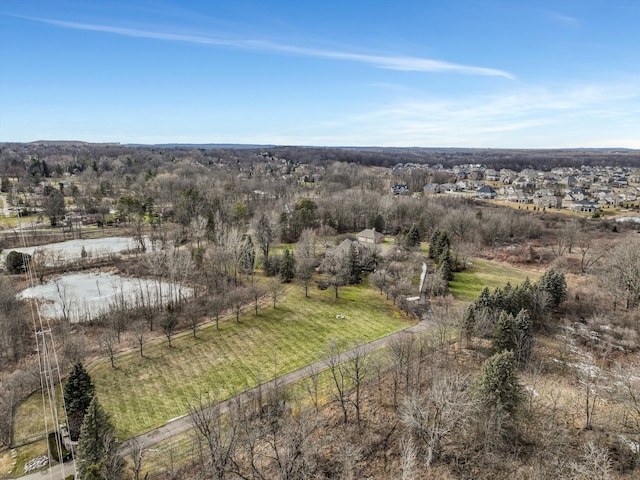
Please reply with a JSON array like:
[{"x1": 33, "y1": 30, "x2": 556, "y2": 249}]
[{"x1": 1, "y1": 142, "x2": 639, "y2": 479}]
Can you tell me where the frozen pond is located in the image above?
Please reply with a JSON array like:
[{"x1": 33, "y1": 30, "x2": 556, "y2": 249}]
[
  {"x1": 20, "y1": 272, "x2": 192, "y2": 323},
  {"x1": 1, "y1": 236, "x2": 149, "y2": 268},
  {"x1": 616, "y1": 216, "x2": 640, "y2": 223}
]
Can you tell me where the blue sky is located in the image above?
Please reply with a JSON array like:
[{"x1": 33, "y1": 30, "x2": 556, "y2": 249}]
[{"x1": 1, "y1": 0, "x2": 639, "y2": 148}]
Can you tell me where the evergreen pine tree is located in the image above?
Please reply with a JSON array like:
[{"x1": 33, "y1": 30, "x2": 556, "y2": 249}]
[
  {"x1": 435, "y1": 231, "x2": 451, "y2": 260},
  {"x1": 347, "y1": 243, "x2": 362, "y2": 284},
  {"x1": 489, "y1": 285, "x2": 505, "y2": 312},
  {"x1": 280, "y1": 249, "x2": 295, "y2": 283},
  {"x1": 462, "y1": 304, "x2": 477, "y2": 342},
  {"x1": 438, "y1": 249, "x2": 454, "y2": 281},
  {"x1": 512, "y1": 278, "x2": 533, "y2": 315},
  {"x1": 372, "y1": 214, "x2": 385, "y2": 233},
  {"x1": 431, "y1": 267, "x2": 450, "y2": 297},
  {"x1": 428, "y1": 230, "x2": 441, "y2": 259},
  {"x1": 493, "y1": 311, "x2": 517, "y2": 353},
  {"x1": 476, "y1": 287, "x2": 492, "y2": 308},
  {"x1": 0, "y1": 176, "x2": 10, "y2": 193},
  {"x1": 76, "y1": 397, "x2": 123, "y2": 480},
  {"x1": 41, "y1": 159, "x2": 51, "y2": 177},
  {"x1": 513, "y1": 308, "x2": 534, "y2": 366},
  {"x1": 279, "y1": 211, "x2": 291, "y2": 243},
  {"x1": 536, "y1": 269, "x2": 567, "y2": 309},
  {"x1": 501, "y1": 283, "x2": 514, "y2": 312},
  {"x1": 64, "y1": 363, "x2": 95, "y2": 441},
  {"x1": 476, "y1": 350, "x2": 524, "y2": 415},
  {"x1": 255, "y1": 213, "x2": 273, "y2": 262},
  {"x1": 407, "y1": 224, "x2": 421, "y2": 248}
]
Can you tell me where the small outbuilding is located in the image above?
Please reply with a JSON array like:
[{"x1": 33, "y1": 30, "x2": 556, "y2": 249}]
[{"x1": 357, "y1": 228, "x2": 384, "y2": 244}]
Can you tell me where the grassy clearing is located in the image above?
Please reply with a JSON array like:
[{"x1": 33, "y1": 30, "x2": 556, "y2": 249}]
[
  {"x1": 4, "y1": 438, "x2": 49, "y2": 478},
  {"x1": 449, "y1": 258, "x2": 540, "y2": 302},
  {"x1": 0, "y1": 214, "x2": 39, "y2": 228},
  {"x1": 14, "y1": 282, "x2": 414, "y2": 441}
]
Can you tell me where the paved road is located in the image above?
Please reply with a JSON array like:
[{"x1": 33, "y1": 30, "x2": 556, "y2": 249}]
[
  {"x1": 16, "y1": 462, "x2": 74, "y2": 480},
  {"x1": 15, "y1": 318, "x2": 429, "y2": 479},
  {"x1": 124, "y1": 318, "x2": 427, "y2": 451}
]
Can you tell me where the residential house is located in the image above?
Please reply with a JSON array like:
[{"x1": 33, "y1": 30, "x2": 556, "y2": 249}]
[
  {"x1": 390, "y1": 184, "x2": 410, "y2": 195},
  {"x1": 484, "y1": 169, "x2": 500, "y2": 182},
  {"x1": 423, "y1": 183, "x2": 441, "y2": 195},
  {"x1": 559, "y1": 175, "x2": 577, "y2": 187},
  {"x1": 512, "y1": 177, "x2": 535, "y2": 189},
  {"x1": 82, "y1": 213, "x2": 104, "y2": 225},
  {"x1": 326, "y1": 238, "x2": 357, "y2": 258},
  {"x1": 506, "y1": 190, "x2": 533, "y2": 204},
  {"x1": 562, "y1": 188, "x2": 589, "y2": 208},
  {"x1": 441, "y1": 183, "x2": 460, "y2": 193},
  {"x1": 534, "y1": 195, "x2": 562, "y2": 209},
  {"x1": 569, "y1": 200, "x2": 600, "y2": 214},
  {"x1": 628, "y1": 170, "x2": 640, "y2": 184},
  {"x1": 476, "y1": 185, "x2": 497, "y2": 199},
  {"x1": 533, "y1": 188, "x2": 556, "y2": 198}
]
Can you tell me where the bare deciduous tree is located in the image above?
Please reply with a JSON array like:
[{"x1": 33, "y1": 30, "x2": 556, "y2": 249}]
[
  {"x1": 161, "y1": 310, "x2": 179, "y2": 347},
  {"x1": 209, "y1": 293, "x2": 227, "y2": 330},
  {"x1": 54, "y1": 280, "x2": 75, "y2": 323},
  {"x1": 266, "y1": 276, "x2": 285, "y2": 309},
  {"x1": 131, "y1": 320, "x2": 147, "y2": 358},
  {"x1": 254, "y1": 212, "x2": 275, "y2": 263},
  {"x1": 581, "y1": 368, "x2": 599, "y2": 431},
  {"x1": 323, "y1": 339, "x2": 350, "y2": 425},
  {"x1": 128, "y1": 437, "x2": 146, "y2": 480},
  {"x1": 190, "y1": 214, "x2": 209, "y2": 249},
  {"x1": 99, "y1": 332, "x2": 117, "y2": 368},
  {"x1": 189, "y1": 394, "x2": 238, "y2": 480},
  {"x1": 229, "y1": 287, "x2": 250, "y2": 323},
  {"x1": 570, "y1": 441, "x2": 613, "y2": 480},
  {"x1": 607, "y1": 238, "x2": 640, "y2": 309},
  {"x1": 400, "y1": 373, "x2": 478, "y2": 466},
  {"x1": 344, "y1": 340, "x2": 372, "y2": 429},
  {"x1": 577, "y1": 234, "x2": 605, "y2": 274},
  {"x1": 370, "y1": 268, "x2": 388, "y2": 295},
  {"x1": 388, "y1": 335, "x2": 413, "y2": 410},
  {"x1": 400, "y1": 435, "x2": 418, "y2": 480},
  {"x1": 249, "y1": 279, "x2": 266, "y2": 316},
  {"x1": 303, "y1": 361, "x2": 322, "y2": 412},
  {"x1": 295, "y1": 257, "x2": 315, "y2": 298}
]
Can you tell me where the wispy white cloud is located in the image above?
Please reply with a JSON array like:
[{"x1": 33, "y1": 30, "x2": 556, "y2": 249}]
[
  {"x1": 21, "y1": 15, "x2": 514, "y2": 79},
  {"x1": 548, "y1": 12, "x2": 580, "y2": 27},
  {"x1": 304, "y1": 82, "x2": 640, "y2": 147}
]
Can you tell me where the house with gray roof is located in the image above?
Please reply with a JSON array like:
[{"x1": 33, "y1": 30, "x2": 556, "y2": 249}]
[
  {"x1": 357, "y1": 228, "x2": 384, "y2": 244},
  {"x1": 475, "y1": 185, "x2": 497, "y2": 199}
]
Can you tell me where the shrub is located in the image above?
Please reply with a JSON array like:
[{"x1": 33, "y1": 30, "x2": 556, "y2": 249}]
[{"x1": 5, "y1": 250, "x2": 31, "y2": 274}]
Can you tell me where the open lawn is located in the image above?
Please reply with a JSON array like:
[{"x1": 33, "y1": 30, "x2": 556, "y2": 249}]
[
  {"x1": 2, "y1": 438, "x2": 49, "y2": 478},
  {"x1": 14, "y1": 282, "x2": 415, "y2": 442},
  {"x1": 448, "y1": 257, "x2": 540, "y2": 302},
  {"x1": 0, "y1": 214, "x2": 41, "y2": 228}
]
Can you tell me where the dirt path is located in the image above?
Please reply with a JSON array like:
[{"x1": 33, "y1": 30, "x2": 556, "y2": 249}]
[{"x1": 16, "y1": 318, "x2": 429, "y2": 479}]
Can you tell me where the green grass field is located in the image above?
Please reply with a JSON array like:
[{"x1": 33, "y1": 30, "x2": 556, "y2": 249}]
[
  {"x1": 13, "y1": 282, "x2": 414, "y2": 441},
  {"x1": 0, "y1": 213, "x2": 39, "y2": 228},
  {"x1": 448, "y1": 258, "x2": 540, "y2": 302}
]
